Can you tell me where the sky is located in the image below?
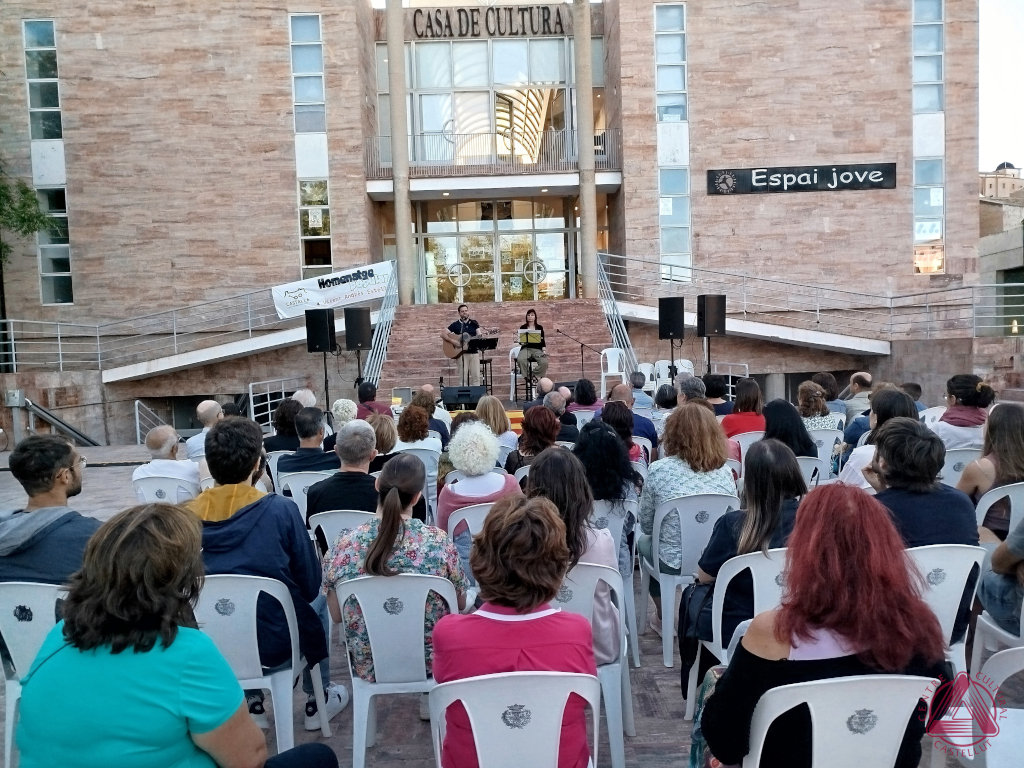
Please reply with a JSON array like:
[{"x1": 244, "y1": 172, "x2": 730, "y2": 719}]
[{"x1": 979, "y1": 0, "x2": 1024, "y2": 171}]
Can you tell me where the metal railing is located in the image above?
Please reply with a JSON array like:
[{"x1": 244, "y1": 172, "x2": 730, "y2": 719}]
[
  {"x1": 363, "y1": 268, "x2": 399, "y2": 386},
  {"x1": 365, "y1": 129, "x2": 620, "y2": 179},
  {"x1": 597, "y1": 258, "x2": 638, "y2": 376},
  {"x1": 0, "y1": 320, "x2": 100, "y2": 372},
  {"x1": 248, "y1": 376, "x2": 310, "y2": 432},
  {"x1": 23, "y1": 398, "x2": 100, "y2": 446},
  {"x1": 134, "y1": 400, "x2": 166, "y2": 445}
]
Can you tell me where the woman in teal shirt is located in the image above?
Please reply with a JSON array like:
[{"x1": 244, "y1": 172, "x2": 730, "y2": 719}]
[{"x1": 16, "y1": 503, "x2": 337, "y2": 768}]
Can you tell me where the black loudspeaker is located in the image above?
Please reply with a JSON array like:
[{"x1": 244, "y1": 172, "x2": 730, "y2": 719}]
[
  {"x1": 305, "y1": 309, "x2": 337, "y2": 353},
  {"x1": 345, "y1": 307, "x2": 373, "y2": 351},
  {"x1": 441, "y1": 385, "x2": 487, "y2": 409},
  {"x1": 658, "y1": 296, "x2": 686, "y2": 340},
  {"x1": 697, "y1": 295, "x2": 727, "y2": 337}
]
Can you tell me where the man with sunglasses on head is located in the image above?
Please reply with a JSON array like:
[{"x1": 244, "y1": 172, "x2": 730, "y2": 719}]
[{"x1": 0, "y1": 434, "x2": 99, "y2": 583}]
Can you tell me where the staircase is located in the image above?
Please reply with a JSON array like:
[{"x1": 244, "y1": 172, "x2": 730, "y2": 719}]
[{"x1": 377, "y1": 299, "x2": 615, "y2": 399}]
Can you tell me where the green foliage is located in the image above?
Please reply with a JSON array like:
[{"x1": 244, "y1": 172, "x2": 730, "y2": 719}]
[{"x1": 0, "y1": 160, "x2": 52, "y2": 264}]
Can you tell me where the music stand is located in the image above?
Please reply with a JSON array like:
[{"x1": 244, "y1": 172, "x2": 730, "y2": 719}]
[{"x1": 468, "y1": 337, "x2": 498, "y2": 395}]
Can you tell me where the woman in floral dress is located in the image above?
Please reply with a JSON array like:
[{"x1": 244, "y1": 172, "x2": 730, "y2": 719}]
[{"x1": 323, "y1": 453, "x2": 467, "y2": 682}]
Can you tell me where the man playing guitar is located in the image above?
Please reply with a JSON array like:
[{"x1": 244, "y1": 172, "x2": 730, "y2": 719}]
[{"x1": 441, "y1": 303, "x2": 481, "y2": 386}]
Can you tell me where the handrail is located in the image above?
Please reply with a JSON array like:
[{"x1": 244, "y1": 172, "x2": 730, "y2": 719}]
[
  {"x1": 23, "y1": 398, "x2": 101, "y2": 446},
  {"x1": 134, "y1": 400, "x2": 165, "y2": 445},
  {"x1": 248, "y1": 376, "x2": 310, "y2": 431},
  {"x1": 363, "y1": 268, "x2": 399, "y2": 385},
  {"x1": 597, "y1": 259, "x2": 638, "y2": 375}
]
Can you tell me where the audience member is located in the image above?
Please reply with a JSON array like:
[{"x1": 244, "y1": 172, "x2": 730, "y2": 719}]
[
  {"x1": 132, "y1": 425, "x2": 201, "y2": 502},
  {"x1": 187, "y1": 417, "x2": 348, "y2": 730},
  {"x1": 323, "y1": 398, "x2": 357, "y2": 452},
  {"x1": 837, "y1": 389, "x2": 919, "y2": 491},
  {"x1": 277, "y1": 407, "x2": 341, "y2": 474},
  {"x1": 366, "y1": 412, "x2": 399, "y2": 473},
  {"x1": 185, "y1": 400, "x2": 224, "y2": 460},
  {"x1": 432, "y1": 495, "x2": 597, "y2": 768},
  {"x1": 356, "y1": 381, "x2": 392, "y2": 420},
  {"x1": 524, "y1": 377, "x2": 556, "y2": 410},
  {"x1": 417, "y1": 384, "x2": 452, "y2": 429},
  {"x1": 762, "y1": 399, "x2": 817, "y2": 458},
  {"x1": 322, "y1": 453, "x2": 466, "y2": 685},
  {"x1": 796, "y1": 380, "x2": 843, "y2": 431},
  {"x1": 720, "y1": 378, "x2": 765, "y2": 438},
  {"x1": 544, "y1": 390, "x2": 579, "y2": 443},
  {"x1": 526, "y1": 447, "x2": 620, "y2": 665},
  {"x1": 702, "y1": 374, "x2": 733, "y2": 416},
  {"x1": 630, "y1": 371, "x2": 655, "y2": 409},
  {"x1": 650, "y1": 383, "x2": 678, "y2": 439},
  {"x1": 16, "y1": 503, "x2": 338, "y2": 768},
  {"x1": 811, "y1": 371, "x2": 846, "y2": 416},
  {"x1": 931, "y1": 374, "x2": 996, "y2": 449},
  {"x1": 264, "y1": 399, "x2": 302, "y2": 453},
  {"x1": 840, "y1": 382, "x2": 897, "y2": 460},
  {"x1": 639, "y1": 404, "x2": 737, "y2": 631},
  {"x1": 689, "y1": 398, "x2": 742, "y2": 463},
  {"x1": 701, "y1": 484, "x2": 947, "y2": 768},
  {"x1": 394, "y1": 405, "x2": 443, "y2": 454},
  {"x1": 676, "y1": 374, "x2": 706, "y2": 404},
  {"x1": 901, "y1": 381, "x2": 927, "y2": 412},
  {"x1": 222, "y1": 402, "x2": 243, "y2": 417},
  {"x1": 602, "y1": 400, "x2": 644, "y2": 463},
  {"x1": 604, "y1": 382, "x2": 659, "y2": 457},
  {"x1": 411, "y1": 389, "x2": 451, "y2": 447},
  {"x1": 436, "y1": 412, "x2": 481, "y2": 490},
  {"x1": 475, "y1": 394, "x2": 517, "y2": 450},
  {"x1": 977, "y1": 518, "x2": 1024, "y2": 636},
  {"x1": 2, "y1": 434, "x2": 99, "y2": 583},
  {"x1": 863, "y1": 417, "x2": 979, "y2": 548},
  {"x1": 843, "y1": 371, "x2": 873, "y2": 424},
  {"x1": 565, "y1": 378, "x2": 603, "y2": 413},
  {"x1": 505, "y1": 405, "x2": 560, "y2": 476},
  {"x1": 291, "y1": 388, "x2": 318, "y2": 408},
  {"x1": 306, "y1": 420, "x2": 379, "y2": 523},
  {"x1": 958, "y1": 402, "x2": 1024, "y2": 538},
  {"x1": 573, "y1": 420, "x2": 644, "y2": 575}
]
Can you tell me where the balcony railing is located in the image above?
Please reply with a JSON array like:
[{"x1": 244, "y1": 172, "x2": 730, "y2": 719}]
[{"x1": 365, "y1": 129, "x2": 620, "y2": 179}]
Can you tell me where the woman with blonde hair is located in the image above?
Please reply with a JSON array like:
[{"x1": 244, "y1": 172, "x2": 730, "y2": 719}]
[
  {"x1": 639, "y1": 403, "x2": 737, "y2": 629},
  {"x1": 474, "y1": 394, "x2": 517, "y2": 450},
  {"x1": 366, "y1": 412, "x2": 398, "y2": 473}
]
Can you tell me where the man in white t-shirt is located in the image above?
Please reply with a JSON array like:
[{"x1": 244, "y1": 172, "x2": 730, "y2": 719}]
[
  {"x1": 133, "y1": 425, "x2": 201, "y2": 502},
  {"x1": 184, "y1": 400, "x2": 223, "y2": 461}
]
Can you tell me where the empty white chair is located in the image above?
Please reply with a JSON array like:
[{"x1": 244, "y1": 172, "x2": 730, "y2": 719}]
[
  {"x1": 673, "y1": 359, "x2": 695, "y2": 376},
  {"x1": 508, "y1": 345, "x2": 521, "y2": 400},
  {"x1": 684, "y1": 549, "x2": 787, "y2": 719},
  {"x1": 907, "y1": 544, "x2": 985, "y2": 677},
  {"x1": 600, "y1": 348, "x2": 628, "y2": 400},
  {"x1": 653, "y1": 360, "x2": 674, "y2": 391},
  {"x1": 743, "y1": 676, "x2": 934, "y2": 768},
  {"x1": 132, "y1": 475, "x2": 199, "y2": 504},
  {"x1": 0, "y1": 582, "x2": 63, "y2": 768},
  {"x1": 795, "y1": 456, "x2": 829, "y2": 488},
  {"x1": 334, "y1": 574, "x2": 459, "y2": 768},
  {"x1": 194, "y1": 574, "x2": 331, "y2": 751},
  {"x1": 639, "y1": 493, "x2": 740, "y2": 667},
  {"x1": 429, "y1": 671, "x2": 601, "y2": 768},
  {"x1": 308, "y1": 509, "x2": 377, "y2": 550},
  {"x1": 807, "y1": 429, "x2": 843, "y2": 469},
  {"x1": 975, "y1": 481, "x2": 1024, "y2": 533},
  {"x1": 941, "y1": 448, "x2": 981, "y2": 488},
  {"x1": 636, "y1": 362, "x2": 656, "y2": 394},
  {"x1": 279, "y1": 470, "x2": 335, "y2": 523},
  {"x1": 553, "y1": 563, "x2": 635, "y2": 768},
  {"x1": 590, "y1": 498, "x2": 641, "y2": 668}
]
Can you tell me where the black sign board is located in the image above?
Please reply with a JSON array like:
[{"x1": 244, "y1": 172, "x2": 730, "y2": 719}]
[{"x1": 707, "y1": 163, "x2": 897, "y2": 195}]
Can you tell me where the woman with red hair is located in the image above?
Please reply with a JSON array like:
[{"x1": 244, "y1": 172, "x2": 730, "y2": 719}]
[
  {"x1": 504, "y1": 405, "x2": 560, "y2": 478},
  {"x1": 700, "y1": 484, "x2": 947, "y2": 768}
]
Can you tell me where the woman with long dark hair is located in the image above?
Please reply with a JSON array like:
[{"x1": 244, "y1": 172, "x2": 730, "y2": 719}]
[
  {"x1": 323, "y1": 453, "x2": 467, "y2": 682},
  {"x1": 958, "y1": 402, "x2": 1024, "y2": 537},
  {"x1": 566, "y1": 378, "x2": 604, "y2": 413},
  {"x1": 719, "y1": 378, "x2": 765, "y2": 438},
  {"x1": 516, "y1": 308, "x2": 548, "y2": 381},
  {"x1": 931, "y1": 373, "x2": 997, "y2": 449},
  {"x1": 16, "y1": 504, "x2": 338, "y2": 768},
  {"x1": 601, "y1": 399, "x2": 644, "y2": 462},
  {"x1": 701, "y1": 484, "x2": 947, "y2": 768},
  {"x1": 504, "y1": 404, "x2": 560, "y2": 476},
  {"x1": 761, "y1": 399, "x2": 817, "y2": 458},
  {"x1": 837, "y1": 389, "x2": 918, "y2": 490}
]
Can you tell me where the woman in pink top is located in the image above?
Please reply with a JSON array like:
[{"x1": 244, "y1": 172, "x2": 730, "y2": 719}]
[
  {"x1": 720, "y1": 377, "x2": 767, "y2": 438},
  {"x1": 432, "y1": 495, "x2": 597, "y2": 768}
]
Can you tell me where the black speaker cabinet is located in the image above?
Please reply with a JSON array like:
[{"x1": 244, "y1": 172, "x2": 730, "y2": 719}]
[
  {"x1": 658, "y1": 296, "x2": 686, "y2": 340},
  {"x1": 305, "y1": 309, "x2": 337, "y2": 353},
  {"x1": 344, "y1": 307, "x2": 373, "y2": 351},
  {"x1": 697, "y1": 295, "x2": 727, "y2": 337},
  {"x1": 441, "y1": 385, "x2": 487, "y2": 409}
]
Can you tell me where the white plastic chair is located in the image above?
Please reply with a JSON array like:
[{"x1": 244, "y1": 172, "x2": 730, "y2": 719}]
[
  {"x1": 132, "y1": 475, "x2": 199, "y2": 503},
  {"x1": 429, "y1": 671, "x2": 601, "y2": 768},
  {"x1": 0, "y1": 582, "x2": 63, "y2": 768},
  {"x1": 636, "y1": 363, "x2": 656, "y2": 394},
  {"x1": 334, "y1": 574, "x2": 459, "y2": 768},
  {"x1": 575, "y1": 410, "x2": 597, "y2": 429},
  {"x1": 200, "y1": 475, "x2": 215, "y2": 491},
  {"x1": 497, "y1": 444, "x2": 515, "y2": 468},
  {"x1": 514, "y1": 465, "x2": 531, "y2": 483},
  {"x1": 975, "y1": 481, "x2": 1024, "y2": 533},
  {"x1": 553, "y1": 563, "x2": 635, "y2": 768},
  {"x1": 446, "y1": 503, "x2": 494, "y2": 539},
  {"x1": 653, "y1": 360, "x2": 674, "y2": 391},
  {"x1": 279, "y1": 470, "x2": 335, "y2": 523},
  {"x1": 446, "y1": 469, "x2": 506, "y2": 485},
  {"x1": 732, "y1": 431, "x2": 764, "y2": 463},
  {"x1": 970, "y1": 563, "x2": 1024, "y2": 680},
  {"x1": 600, "y1": 348, "x2": 628, "y2": 400},
  {"x1": 398, "y1": 447, "x2": 442, "y2": 524},
  {"x1": 807, "y1": 429, "x2": 843, "y2": 469},
  {"x1": 743, "y1": 675, "x2": 934, "y2": 768},
  {"x1": 629, "y1": 460, "x2": 648, "y2": 482},
  {"x1": 632, "y1": 435, "x2": 653, "y2": 462},
  {"x1": 266, "y1": 450, "x2": 290, "y2": 493},
  {"x1": 194, "y1": 574, "x2": 331, "y2": 751},
  {"x1": 941, "y1": 448, "x2": 982, "y2": 488},
  {"x1": 673, "y1": 359, "x2": 695, "y2": 376},
  {"x1": 725, "y1": 458, "x2": 742, "y2": 480},
  {"x1": 795, "y1": 456, "x2": 829, "y2": 488},
  {"x1": 591, "y1": 499, "x2": 641, "y2": 668},
  {"x1": 921, "y1": 406, "x2": 947, "y2": 424},
  {"x1": 639, "y1": 493, "x2": 740, "y2": 667},
  {"x1": 508, "y1": 345, "x2": 521, "y2": 401},
  {"x1": 907, "y1": 544, "x2": 985, "y2": 677},
  {"x1": 685, "y1": 548, "x2": 787, "y2": 720},
  {"x1": 308, "y1": 509, "x2": 377, "y2": 551}
]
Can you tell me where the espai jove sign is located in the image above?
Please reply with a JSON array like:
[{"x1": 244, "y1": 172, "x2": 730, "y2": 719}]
[
  {"x1": 411, "y1": 5, "x2": 569, "y2": 39},
  {"x1": 707, "y1": 163, "x2": 897, "y2": 195}
]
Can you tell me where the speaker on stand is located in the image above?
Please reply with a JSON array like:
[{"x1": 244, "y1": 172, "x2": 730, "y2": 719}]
[
  {"x1": 658, "y1": 297, "x2": 686, "y2": 380},
  {"x1": 697, "y1": 295, "x2": 727, "y2": 375},
  {"x1": 345, "y1": 307, "x2": 373, "y2": 389}
]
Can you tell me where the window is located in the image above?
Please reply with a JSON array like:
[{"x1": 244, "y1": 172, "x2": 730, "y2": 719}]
[
  {"x1": 24, "y1": 20, "x2": 61, "y2": 140},
  {"x1": 298, "y1": 180, "x2": 332, "y2": 278},
  {"x1": 290, "y1": 15, "x2": 325, "y2": 133},
  {"x1": 912, "y1": 5, "x2": 943, "y2": 114},
  {"x1": 654, "y1": 4, "x2": 686, "y2": 122},
  {"x1": 659, "y1": 168, "x2": 691, "y2": 279},
  {"x1": 911, "y1": 1, "x2": 944, "y2": 273},
  {"x1": 37, "y1": 187, "x2": 73, "y2": 304}
]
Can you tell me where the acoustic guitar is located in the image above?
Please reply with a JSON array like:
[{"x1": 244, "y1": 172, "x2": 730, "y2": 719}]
[{"x1": 440, "y1": 327, "x2": 498, "y2": 359}]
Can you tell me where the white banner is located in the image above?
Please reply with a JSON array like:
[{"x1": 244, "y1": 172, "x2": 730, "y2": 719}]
[{"x1": 271, "y1": 261, "x2": 394, "y2": 319}]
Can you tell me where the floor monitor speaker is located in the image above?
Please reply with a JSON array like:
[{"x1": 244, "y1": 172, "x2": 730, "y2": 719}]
[
  {"x1": 658, "y1": 297, "x2": 686, "y2": 340},
  {"x1": 441, "y1": 385, "x2": 487, "y2": 409},
  {"x1": 345, "y1": 307, "x2": 373, "y2": 351},
  {"x1": 697, "y1": 295, "x2": 727, "y2": 337},
  {"x1": 305, "y1": 309, "x2": 337, "y2": 353}
]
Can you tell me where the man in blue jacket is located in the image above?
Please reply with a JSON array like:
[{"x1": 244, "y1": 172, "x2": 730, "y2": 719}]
[{"x1": 187, "y1": 416, "x2": 348, "y2": 730}]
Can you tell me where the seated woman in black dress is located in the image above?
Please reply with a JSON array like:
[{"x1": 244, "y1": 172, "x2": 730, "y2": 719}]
[
  {"x1": 701, "y1": 483, "x2": 947, "y2": 768},
  {"x1": 761, "y1": 399, "x2": 818, "y2": 458}
]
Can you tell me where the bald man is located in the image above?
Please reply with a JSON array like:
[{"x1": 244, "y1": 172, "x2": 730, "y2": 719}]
[
  {"x1": 185, "y1": 400, "x2": 224, "y2": 461},
  {"x1": 133, "y1": 425, "x2": 201, "y2": 502}
]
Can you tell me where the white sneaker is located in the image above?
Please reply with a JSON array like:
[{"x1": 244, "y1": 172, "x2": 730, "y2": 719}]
[{"x1": 304, "y1": 683, "x2": 350, "y2": 731}]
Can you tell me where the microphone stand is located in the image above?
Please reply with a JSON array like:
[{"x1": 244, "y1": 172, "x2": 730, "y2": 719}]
[{"x1": 555, "y1": 329, "x2": 602, "y2": 380}]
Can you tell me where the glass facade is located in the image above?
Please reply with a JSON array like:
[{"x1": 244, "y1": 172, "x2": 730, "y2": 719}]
[{"x1": 912, "y1": 0, "x2": 945, "y2": 274}]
